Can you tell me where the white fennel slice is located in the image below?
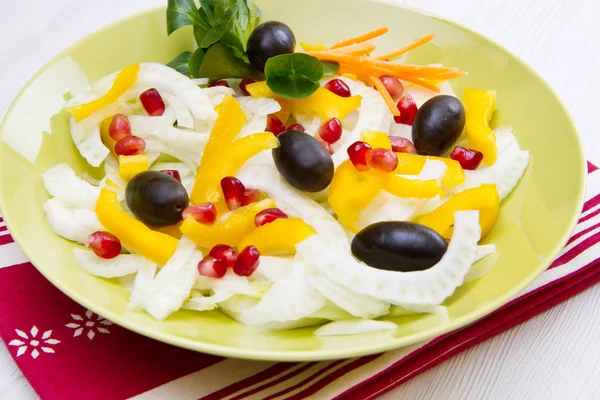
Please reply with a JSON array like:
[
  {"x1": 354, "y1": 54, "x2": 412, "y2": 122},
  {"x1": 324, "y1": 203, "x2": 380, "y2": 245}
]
[
  {"x1": 307, "y1": 273, "x2": 390, "y2": 319},
  {"x1": 145, "y1": 140, "x2": 198, "y2": 171},
  {"x1": 389, "y1": 123, "x2": 412, "y2": 140},
  {"x1": 73, "y1": 248, "x2": 153, "y2": 278},
  {"x1": 76, "y1": 125, "x2": 110, "y2": 168},
  {"x1": 309, "y1": 301, "x2": 354, "y2": 321},
  {"x1": 42, "y1": 163, "x2": 101, "y2": 208},
  {"x1": 203, "y1": 86, "x2": 236, "y2": 107},
  {"x1": 103, "y1": 156, "x2": 127, "y2": 195},
  {"x1": 314, "y1": 319, "x2": 397, "y2": 336},
  {"x1": 240, "y1": 114, "x2": 268, "y2": 139},
  {"x1": 151, "y1": 162, "x2": 195, "y2": 193},
  {"x1": 357, "y1": 193, "x2": 443, "y2": 229},
  {"x1": 238, "y1": 96, "x2": 281, "y2": 119},
  {"x1": 128, "y1": 261, "x2": 158, "y2": 310},
  {"x1": 237, "y1": 165, "x2": 349, "y2": 247},
  {"x1": 43, "y1": 198, "x2": 104, "y2": 244},
  {"x1": 297, "y1": 210, "x2": 481, "y2": 306},
  {"x1": 401, "y1": 159, "x2": 447, "y2": 184},
  {"x1": 143, "y1": 127, "x2": 208, "y2": 156},
  {"x1": 162, "y1": 93, "x2": 194, "y2": 129},
  {"x1": 142, "y1": 237, "x2": 200, "y2": 320},
  {"x1": 252, "y1": 256, "x2": 294, "y2": 283},
  {"x1": 183, "y1": 291, "x2": 234, "y2": 312},
  {"x1": 465, "y1": 245, "x2": 500, "y2": 283},
  {"x1": 404, "y1": 76, "x2": 457, "y2": 108},
  {"x1": 128, "y1": 108, "x2": 176, "y2": 136},
  {"x1": 194, "y1": 271, "x2": 261, "y2": 297}
]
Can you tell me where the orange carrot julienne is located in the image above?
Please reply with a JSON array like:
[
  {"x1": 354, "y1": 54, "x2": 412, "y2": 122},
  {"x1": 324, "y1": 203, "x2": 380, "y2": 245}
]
[
  {"x1": 375, "y1": 34, "x2": 435, "y2": 60},
  {"x1": 330, "y1": 27, "x2": 389, "y2": 49},
  {"x1": 324, "y1": 41, "x2": 377, "y2": 56},
  {"x1": 370, "y1": 76, "x2": 400, "y2": 116}
]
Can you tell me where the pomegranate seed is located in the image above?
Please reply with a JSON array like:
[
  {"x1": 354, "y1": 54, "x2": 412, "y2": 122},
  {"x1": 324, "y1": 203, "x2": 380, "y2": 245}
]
[
  {"x1": 209, "y1": 244, "x2": 239, "y2": 268},
  {"x1": 221, "y1": 176, "x2": 245, "y2": 210},
  {"x1": 198, "y1": 256, "x2": 228, "y2": 278},
  {"x1": 394, "y1": 94, "x2": 418, "y2": 125},
  {"x1": 368, "y1": 148, "x2": 399, "y2": 172},
  {"x1": 266, "y1": 114, "x2": 286, "y2": 136},
  {"x1": 85, "y1": 231, "x2": 121, "y2": 259},
  {"x1": 347, "y1": 141, "x2": 372, "y2": 171},
  {"x1": 233, "y1": 246, "x2": 260, "y2": 276},
  {"x1": 255, "y1": 208, "x2": 288, "y2": 227},
  {"x1": 242, "y1": 188, "x2": 261, "y2": 205},
  {"x1": 450, "y1": 146, "x2": 484, "y2": 170},
  {"x1": 160, "y1": 169, "x2": 181, "y2": 182},
  {"x1": 208, "y1": 80, "x2": 230, "y2": 88},
  {"x1": 182, "y1": 203, "x2": 217, "y2": 224},
  {"x1": 140, "y1": 88, "x2": 166, "y2": 116},
  {"x1": 389, "y1": 136, "x2": 417, "y2": 154},
  {"x1": 324, "y1": 79, "x2": 351, "y2": 97},
  {"x1": 108, "y1": 114, "x2": 131, "y2": 141},
  {"x1": 114, "y1": 135, "x2": 146, "y2": 156},
  {"x1": 379, "y1": 76, "x2": 405, "y2": 101},
  {"x1": 287, "y1": 123, "x2": 305, "y2": 132},
  {"x1": 239, "y1": 78, "x2": 255, "y2": 96},
  {"x1": 320, "y1": 140, "x2": 334, "y2": 155},
  {"x1": 318, "y1": 117, "x2": 343, "y2": 144}
]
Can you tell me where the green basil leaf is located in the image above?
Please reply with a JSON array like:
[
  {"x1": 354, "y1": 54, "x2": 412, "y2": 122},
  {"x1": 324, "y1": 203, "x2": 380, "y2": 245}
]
[
  {"x1": 322, "y1": 61, "x2": 340, "y2": 75},
  {"x1": 198, "y1": 42, "x2": 255, "y2": 80},
  {"x1": 264, "y1": 53, "x2": 324, "y2": 98},
  {"x1": 188, "y1": 48, "x2": 206, "y2": 78},
  {"x1": 167, "y1": 51, "x2": 193, "y2": 76},
  {"x1": 199, "y1": 3, "x2": 239, "y2": 48},
  {"x1": 166, "y1": 0, "x2": 207, "y2": 35}
]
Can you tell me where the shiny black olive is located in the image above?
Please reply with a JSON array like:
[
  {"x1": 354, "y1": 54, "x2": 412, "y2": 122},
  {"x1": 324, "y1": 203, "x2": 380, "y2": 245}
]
[
  {"x1": 412, "y1": 95, "x2": 465, "y2": 156},
  {"x1": 351, "y1": 221, "x2": 448, "y2": 272},
  {"x1": 272, "y1": 130, "x2": 334, "y2": 192},
  {"x1": 125, "y1": 171, "x2": 189, "y2": 227},
  {"x1": 246, "y1": 21, "x2": 296, "y2": 71}
]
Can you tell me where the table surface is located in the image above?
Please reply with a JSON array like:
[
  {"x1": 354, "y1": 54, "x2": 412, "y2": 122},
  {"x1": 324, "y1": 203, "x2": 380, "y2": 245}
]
[{"x1": 1, "y1": 0, "x2": 599, "y2": 398}]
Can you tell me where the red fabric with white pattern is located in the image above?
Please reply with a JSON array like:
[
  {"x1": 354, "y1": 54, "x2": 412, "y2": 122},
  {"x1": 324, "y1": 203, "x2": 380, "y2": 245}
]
[{"x1": 0, "y1": 162, "x2": 598, "y2": 400}]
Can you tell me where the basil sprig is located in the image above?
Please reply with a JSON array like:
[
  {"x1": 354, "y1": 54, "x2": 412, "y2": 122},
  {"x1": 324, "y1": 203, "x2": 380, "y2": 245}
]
[{"x1": 265, "y1": 54, "x2": 325, "y2": 99}]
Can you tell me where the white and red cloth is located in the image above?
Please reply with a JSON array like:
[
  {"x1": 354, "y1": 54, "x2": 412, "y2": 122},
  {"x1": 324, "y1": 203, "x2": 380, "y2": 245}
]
[{"x1": 1, "y1": 162, "x2": 599, "y2": 400}]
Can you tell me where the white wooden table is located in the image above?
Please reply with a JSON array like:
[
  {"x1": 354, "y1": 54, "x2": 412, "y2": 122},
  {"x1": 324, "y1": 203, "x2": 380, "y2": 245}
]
[{"x1": 1, "y1": 0, "x2": 599, "y2": 398}]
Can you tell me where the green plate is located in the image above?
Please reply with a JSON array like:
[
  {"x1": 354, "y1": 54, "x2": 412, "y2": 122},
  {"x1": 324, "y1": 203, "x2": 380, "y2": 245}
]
[{"x1": 0, "y1": 0, "x2": 586, "y2": 361}]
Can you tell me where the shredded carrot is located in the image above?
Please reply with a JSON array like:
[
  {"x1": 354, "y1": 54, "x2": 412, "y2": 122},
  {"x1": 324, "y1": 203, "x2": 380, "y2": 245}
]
[
  {"x1": 376, "y1": 34, "x2": 435, "y2": 60},
  {"x1": 325, "y1": 41, "x2": 377, "y2": 56},
  {"x1": 330, "y1": 27, "x2": 389, "y2": 49},
  {"x1": 370, "y1": 76, "x2": 400, "y2": 116}
]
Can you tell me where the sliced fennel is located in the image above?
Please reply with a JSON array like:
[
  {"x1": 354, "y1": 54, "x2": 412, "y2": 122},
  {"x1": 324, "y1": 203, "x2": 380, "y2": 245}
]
[
  {"x1": 73, "y1": 248, "x2": 153, "y2": 278},
  {"x1": 43, "y1": 198, "x2": 103, "y2": 244},
  {"x1": 42, "y1": 163, "x2": 101, "y2": 209},
  {"x1": 314, "y1": 319, "x2": 397, "y2": 336},
  {"x1": 162, "y1": 93, "x2": 194, "y2": 129}
]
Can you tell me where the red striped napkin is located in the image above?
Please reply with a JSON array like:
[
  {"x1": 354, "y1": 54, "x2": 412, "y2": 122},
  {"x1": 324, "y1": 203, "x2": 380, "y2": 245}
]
[{"x1": 1, "y1": 162, "x2": 599, "y2": 400}]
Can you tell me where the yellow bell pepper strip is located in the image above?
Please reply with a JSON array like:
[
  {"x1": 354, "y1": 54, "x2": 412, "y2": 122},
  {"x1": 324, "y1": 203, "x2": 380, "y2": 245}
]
[
  {"x1": 100, "y1": 117, "x2": 116, "y2": 153},
  {"x1": 329, "y1": 160, "x2": 386, "y2": 233},
  {"x1": 190, "y1": 132, "x2": 279, "y2": 205},
  {"x1": 95, "y1": 188, "x2": 178, "y2": 265},
  {"x1": 360, "y1": 130, "x2": 392, "y2": 150},
  {"x1": 238, "y1": 218, "x2": 316, "y2": 255},
  {"x1": 119, "y1": 154, "x2": 149, "y2": 181},
  {"x1": 181, "y1": 199, "x2": 275, "y2": 249},
  {"x1": 274, "y1": 99, "x2": 293, "y2": 125},
  {"x1": 300, "y1": 42, "x2": 327, "y2": 52},
  {"x1": 156, "y1": 223, "x2": 183, "y2": 239},
  {"x1": 416, "y1": 184, "x2": 499, "y2": 239},
  {"x1": 198, "y1": 95, "x2": 247, "y2": 172},
  {"x1": 464, "y1": 89, "x2": 497, "y2": 166},
  {"x1": 69, "y1": 63, "x2": 140, "y2": 122},
  {"x1": 394, "y1": 153, "x2": 465, "y2": 187},
  {"x1": 384, "y1": 175, "x2": 444, "y2": 198}
]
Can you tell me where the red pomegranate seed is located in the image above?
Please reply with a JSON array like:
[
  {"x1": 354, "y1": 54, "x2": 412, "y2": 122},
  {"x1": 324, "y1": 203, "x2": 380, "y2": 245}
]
[
  {"x1": 182, "y1": 203, "x2": 217, "y2": 224},
  {"x1": 197, "y1": 256, "x2": 228, "y2": 278},
  {"x1": 114, "y1": 135, "x2": 146, "y2": 156},
  {"x1": 160, "y1": 169, "x2": 181, "y2": 182},
  {"x1": 379, "y1": 76, "x2": 405, "y2": 101},
  {"x1": 368, "y1": 148, "x2": 399, "y2": 172},
  {"x1": 209, "y1": 244, "x2": 239, "y2": 268},
  {"x1": 394, "y1": 94, "x2": 418, "y2": 125},
  {"x1": 242, "y1": 188, "x2": 261, "y2": 206},
  {"x1": 287, "y1": 123, "x2": 305, "y2": 132},
  {"x1": 318, "y1": 117, "x2": 343, "y2": 144},
  {"x1": 320, "y1": 140, "x2": 334, "y2": 155},
  {"x1": 266, "y1": 114, "x2": 286, "y2": 136},
  {"x1": 85, "y1": 231, "x2": 121, "y2": 259},
  {"x1": 324, "y1": 79, "x2": 351, "y2": 97},
  {"x1": 450, "y1": 146, "x2": 484, "y2": 170},
  {"x1": 221, "y1": 176, "x2": 246, "y2": 210},
  {"x1": 347, "y1": 141, "x2": 372, "y2": 171},
  {"x1": 255, "y1": 208, "x2": 288, "y2": 227},
  {"x1": 108, "y1": 114, "x2": 131, "y2": 141},
  {"x1": 389, "y1": 136, "x2": 417, "y2": 154},
  {"x1": 140, "y1": 88, "x2": 166, "y2": 116},
  {"x1": 208, "y1": 80, "x2": 230, "y2": 88},
  {"x1": 233, "y1": 246, "x2": 260, "y2": 276},
  {"x1": 239, "y1": 78, "x2": 255, "y2": 96}
]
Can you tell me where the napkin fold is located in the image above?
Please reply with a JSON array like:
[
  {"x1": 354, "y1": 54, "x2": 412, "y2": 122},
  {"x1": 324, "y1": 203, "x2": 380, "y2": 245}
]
[{"x1": 0, "y1": 162, "x2": 598, "y2": 400}]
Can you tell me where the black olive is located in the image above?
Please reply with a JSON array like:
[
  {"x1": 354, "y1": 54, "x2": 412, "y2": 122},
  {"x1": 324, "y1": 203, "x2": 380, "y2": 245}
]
[
  {"x1": 351, "y1": 221, "x2": 448, "y2": 272},
  {"x1": 412, "y1": 95, "x2": 465, "y2": 156},
  {"x1": 272, "y1": 130, "x2": 334, "y2": 192},
  {"x1": 247, "y1": 21, "x2": 296, "y2": 71},
  {"x1": 125, "y1": 171, "x2": 189, "y2": 227}
]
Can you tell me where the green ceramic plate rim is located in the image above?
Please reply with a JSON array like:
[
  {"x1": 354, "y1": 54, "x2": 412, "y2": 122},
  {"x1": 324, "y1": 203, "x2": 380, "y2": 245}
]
[{"x1": 0, "y1": 3, "x2": 587, "y2": 361}]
